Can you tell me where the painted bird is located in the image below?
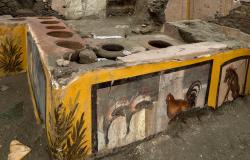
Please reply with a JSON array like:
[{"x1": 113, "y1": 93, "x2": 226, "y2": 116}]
[
  {"x1": 103, "y1": 94, "x2": 153, "y2": 145},
  {"x1": 166, "y1": 80, "x2": 202, "y2": 119}
]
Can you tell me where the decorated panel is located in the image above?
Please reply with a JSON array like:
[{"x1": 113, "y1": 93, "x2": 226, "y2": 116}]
[{"x1": 92, "y1": 61, "x2": 212, "y2": 152}]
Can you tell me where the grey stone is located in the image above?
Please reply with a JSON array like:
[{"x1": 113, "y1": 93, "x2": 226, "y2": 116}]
[
  {"x1": 132, "y1": 25, "x2": 155, "y2": 34},
  {"x1": 0, "y1": 2, "x2": 5, "y2": 8},
  {"x1": 56, "y1": 59, "x2": 70, "y2": 67},
  {"x1": 7, "y1": 1, "x2": 19, "y2": 7},
  {"x1": 140, "y1": 25, "x2": 154, "y2": 34},
  {"x1": 0, "y1": 15, "x2": 12, "y2": 19},
  {"x1": 16, "y1": 9, "x2": 35, "y2": 15},
  {"x1": 132, "y1": 26, "x2": 141, "y2": 34},
  {"x1": 131, "y1": 46, "x2": 146, "y2": 54},
  {"x1": 147, "y1": 0, "x2": 169, "y2": 25},
  {"x1": 53, "y1": 67, "x2": 78, "y2": 79},
  {"x1": 79, "y1": 49, "x2": 97, "y2": 64},
  {"x1": 0, "y1": 85, "x2": 9, "y2": 92}
]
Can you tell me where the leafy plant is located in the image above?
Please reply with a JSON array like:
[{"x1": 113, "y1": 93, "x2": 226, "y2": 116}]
[
  {"x1": 48, "y1": 93, "x2": 88, "y2": 160},
  {"x1": 0, "y1": 36, "x2": 23, "y2": 73}
]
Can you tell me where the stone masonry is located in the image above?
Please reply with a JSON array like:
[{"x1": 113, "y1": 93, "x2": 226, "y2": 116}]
[
  {"x1": 0, "y1": 0, "x2": 61, "y2": 17},
  {"x1": 214, "y1": 1, "x2": 250, "y2": 34}
]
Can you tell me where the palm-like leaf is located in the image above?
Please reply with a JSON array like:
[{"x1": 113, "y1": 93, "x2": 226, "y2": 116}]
[
  {"x1": 0, "y1": 36, "x2": 23, "y2": 73},
  {"x1": 48, "y1": 92, "x2": 88, "y2": 160}
]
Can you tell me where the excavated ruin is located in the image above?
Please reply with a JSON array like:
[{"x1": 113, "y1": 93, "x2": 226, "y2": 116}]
[
  {"x1": 214, "y1": 1, "x2": 250, "y2": 34},
  {"x1": 0, "y1": 0, "x2": 250, "y2": 160}
]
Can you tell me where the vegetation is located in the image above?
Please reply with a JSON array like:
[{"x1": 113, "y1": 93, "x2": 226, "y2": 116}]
[
  {"x1": 48, "y1": 93, "x2": 88, "y2": 160},
  {"x1": 0, "y1": 36, "x2": 23, "y2": 73}
]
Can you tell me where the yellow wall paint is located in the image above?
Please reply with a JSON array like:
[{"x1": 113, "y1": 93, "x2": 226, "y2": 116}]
[
  {"x1": 0, "y1": 24, "x2": 27, "y2": 77},
  {"x1": 245, "y1": 60, "x2": 250, "y2": 95},
  {"x1": 1, "y1": 20, "x2": 249, "y2": 156},
  {"x1": 54, "y1": 48, "x2": 250, "y2": 153}
]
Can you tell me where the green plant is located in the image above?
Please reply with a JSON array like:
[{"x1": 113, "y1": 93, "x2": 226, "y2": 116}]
[
  {"x1": 48, "y1": 93, "x2": 88, "y2": 160},
  {"x1": 0, "y1": 36, "x2": 23, "y2": 73}
]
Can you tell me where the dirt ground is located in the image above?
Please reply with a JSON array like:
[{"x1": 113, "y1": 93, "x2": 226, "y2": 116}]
[
  {"x1": 0, "y1": 73, "x2": 250, "y2": 160},
  {"x1": 0, "y1": 73, "x2": 49, "y2": 160}
]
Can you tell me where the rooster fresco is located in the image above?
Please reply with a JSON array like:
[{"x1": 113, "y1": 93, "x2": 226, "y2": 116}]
[
  {"x1": 103, "y1": 93, "x2": 154, "y2": 145},
  {"x1": 166, "y1": 80, "x2": 202, "y2": 119}
]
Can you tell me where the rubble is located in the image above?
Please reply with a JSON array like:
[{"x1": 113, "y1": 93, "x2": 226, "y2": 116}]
[
  {"x1": 0, "y1": 85, "x2": 9, "y2": 92},
  {"x1": 56, "y1": 59, "x2": 70, "y2": 67},
  {"x1": 0, "y1": 0, "x2": 21, "y2": 16},
  {"x1": 214, "y1": 1, "x2": 250, "y2": 34},
  {"x1": 7, "y1": 140, "x2": 31, "y2": 160},
  {"x1": 79, "y1": 49, "x2": 98, "y2": 64},
  {"x1": 131, "y1": 46, "x2": 147, "y2": 54},
  {"x1": 0, "y1": 0, "x2": 62, "y2": 17},
  {"x1": 147, "y1": 0, "x2": 169, "y2": 25}
]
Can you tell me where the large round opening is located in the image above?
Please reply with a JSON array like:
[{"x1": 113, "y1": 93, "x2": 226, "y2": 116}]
[
  {"x1": 56, "y1": 41, "x2": 84, "y2": 50},
  {"x1": 102, "y1": 44, "x2": 124, "y2": 52},
  {"x1": 46, "y1": 26, "x2": 66, "y2": 30},
  {"x1": 148, "y1": 40, "x2": 172, "y2": 48},
  {"x1": 41, "y1": 21, "x2": 60, "y2": 24},
  {"x1": 47, "y1": 31, "x2": 73, "y2": 38}
]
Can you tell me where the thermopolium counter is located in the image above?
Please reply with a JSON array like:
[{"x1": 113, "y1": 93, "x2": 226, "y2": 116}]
[{"x1": 0, "y1": 17, "x2": 249, "y2": 156}]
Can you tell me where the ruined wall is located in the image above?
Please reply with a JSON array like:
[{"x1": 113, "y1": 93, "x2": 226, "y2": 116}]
[
  {"x1": 214, "y1": 1, "x2": 250, "y2": 34},
  {"x1": 0, "y1": 0, "x2": 21, "y2": 16},
  {"x1": 165, "y1": 0, "x2": 235, "y2": 22},
  {"x1": 51, "y1": 0, "x2": 169, "y2": 21},
  {"x1": 147, "y1": 0, "x2": 169, "y2": 25},
  {"x1": 0, "y1": 0, "x2": 60, "y2": 17},
  {"x1": 51, "y1": 0, "x2": 107, "y2": 19},
  {"x1": 32, "y1": 0, "x2": 62, "y2": 17}
]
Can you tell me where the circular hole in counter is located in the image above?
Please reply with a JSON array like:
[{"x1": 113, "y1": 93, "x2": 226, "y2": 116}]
[
  {"x1": 102, "y1": 44, "x2": 124, "y2": 52},
  {"x1": 56, "y1": 40, "x2": 84, "y2": 50},
  {"x1": 98, "y1": 44, "x2": 125, "y2": 60},
  {"x1": 9, "y1": 18, "x2": 26, "y2": 21},
  {"x1": 38, "y1": 17, "x2": 53, "y2": 19},
  {"x1": 41, "y1": 21, "x2": 60, "y2": 24},
  {"x1": 148, "y1": 40, "x2": 172, "y2": 48},
  {"x1": 47, "y1": 31, "x2": 73, "y2": 38},
  {"x1": 46, "y1": 26, "x2": 66, "y2": 30}
]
